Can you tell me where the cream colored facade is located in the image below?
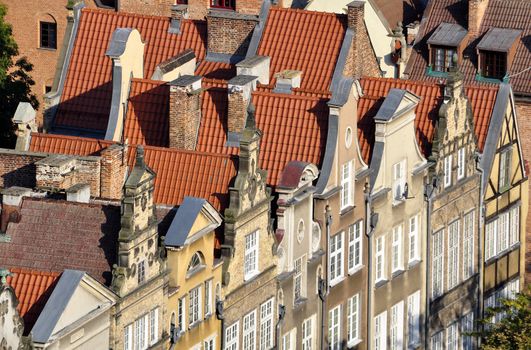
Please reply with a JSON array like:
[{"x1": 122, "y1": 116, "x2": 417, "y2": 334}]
[
  {"x1": 166, "y1": 200, "x2": 223, "y2": 349},
  {"x1": 0, "y1": 284, "x2": 25, "y2": 349}
]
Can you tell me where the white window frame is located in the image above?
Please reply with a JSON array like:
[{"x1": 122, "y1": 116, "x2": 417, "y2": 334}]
[
  {"x1": 485, "y1": 219, "x2": 497, "y2": 260},
  {"x1": 124, "y1": 324, "x2": 133, "y2": 350},
  {"x1": 329, "y1": 232, "x2": 344, "y2": 286},
  {"x1": 260, "y1": 298, "x2": 274, "y2": 350},
  {"x1": 294, "y1": 256, "x2": 304, "y2": 301},
  {"x1": 149, "y1": 307, "x2": 159, "y2": 345},
  {"x1": 375, "y1": 235, "x2": 386, "y2": 284},
  {"x1": 374, "y1": 311, "x2": 387, "y2": 350},
  {"x1": 243, "y1": 310, "x2": 256, "y2": 350},
  {"x1": 431, "y1": 331, "x2": 443, "y2": 350},
  {"x1": 138, "y1": 260, "x2": 146, "y2": 284},
  {"x1": 347, "y1": 294, "x2": 360, "y2": 346},
  {"x1": 282, "y1": 329, "x2": 295, "y2": 350},
  {"x1": 302, "y1": 316, "x2": 314, "y2": 350},
  {"x1": 432, "y1": 230, "x2": 444, "y2": 298},
  {"x1": 461, "y1": 312, "x2": 474, "y2": 350},
  {"x1": 447, "y1": 220, "x2": 460, "y2": 290},
  {"x1": 509, "y1": 206, "x2": 520, "y2": 246},
  {"x1": 177, "y1": 296, "x2": 186, "y2": 333},
  {"x1": 444, "y1": 155, "x2": 452, "y2": 188},
  {"x1": 225, "y1": 322, "x2": 239, "y2": 350},
  {"x1": 407, "y1": 290, "x2": 420, "y2": 346},
  {"x1": 392, "y1": 225, "x2": 404, "y2": 273},
  {"x1": 463, "y1": 211, "x2": 475, "y2": 280},
  {"x1": 328, "y1": 305, "x2": 341, "y2": 350},
  {"x1": 392, "y1": 160, "x2": 406, "y2": 203},
  {"x1": 447, "y1": 322, "x2": 459, "y2": 350},
  {"x1": 408, "y1": 215, "x2": 420, "y2": 263},
  {"x1": 189, "y1": 285, "x2": 202, "y2": 326},
  {"x1": 457, "y1": 147, "x2": 465, "y2": 180},
  {"x1": 341, "y1": 160, "x2": 353, "y2": 209},
  {"x1": 205, "y1": 280, "x2": 212, "y2": 317},
  {"x1": 348, "y1": 220, "x2": 363, "y2": 274},
  {"x1": 134, "y1": 314, "x2": 148, "y2": 350},
  {"x1": 204, "y1": 336, "x2": 216, "y2": 350},
  {"x1": 499, "y1": 147, "x2": 511, "y2": 191},
  {"x1": 244, "y1": 231, "x2": 259, "y2": 280},
  {"x1": 390, "y1": 301, "x2": 404, "y2": 350}
]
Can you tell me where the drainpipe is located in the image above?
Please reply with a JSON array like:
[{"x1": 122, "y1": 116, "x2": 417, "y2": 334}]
[
  {"x1": 475, "y1": 152, "x2": 485, "y2": 348},
  {"x1": 364, "y1": 184, "x2": 376, "y2": 350},
  {"x1": 216, "y1": 299, "x2": 224, "y2": 350},
  {"x1": 319, "y1": 205, "x2": 332, "y2": 349},
  {"x1": 423, "y1": 177, "x2": 436, "y2": 349},
  {"x1": 276, "y1": 304, "x2": 286, "y2": 348}
]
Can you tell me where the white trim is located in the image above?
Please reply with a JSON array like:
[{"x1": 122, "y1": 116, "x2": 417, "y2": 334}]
[
  {"x1": 390, "y1": 301, "x2": 404, "y2": 350},
  {"x1": 243, "y1": 310, "x2": 257, "y2": 350},
  {"x1": 225, "y1": 321, "x2": 240, "y2": 350},
  {"x1": 375, "y1": 235, "x2": 386, "y2": 284},
  {"x1": 374, "y1": 311, "x2": 387, "y2": 350},
  {"x1": 457, "y1": 147, "x2": 465, "y2": 180},
  {"x1": 392, "y1": 224, "x2": 404, "y2": 273},
  {"x1": 447, "y1": 220, "x2": 460, "y2": 290},
  {"x1": 244, "y1": 230, "x2": 259, "y2": 280},
  {"x1": 329, "y1": 232, "x2": 345, "y2": 286}
]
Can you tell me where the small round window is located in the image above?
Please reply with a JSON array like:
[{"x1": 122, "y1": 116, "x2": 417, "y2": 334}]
[{"x1": 345, "y1": 127, "x2": 353, "y2": 148}]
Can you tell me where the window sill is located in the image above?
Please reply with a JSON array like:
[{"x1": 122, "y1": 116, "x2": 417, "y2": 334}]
[
  {"x1": 485, "y1": 242, "x2": 520, "y2": 265},
  {"x1": 408, "y1": 341, "x2": 422, "y2": 350},
  {"x1": 408, "y1": 258, "x2": 421, "y2": 269},
  {"x1": 392, "y1": 268, "x2": 405, "y2": 279},
  {"x1": 348, "y1": 265, "x2": 364, "y2": 276},
  {"x1": 340, "y1": 205, "x2": 355, "y2": 216},
  {"x1": 293, "y1": 297, "x2": 308, "y2": 310},
  {"x1": 188, "y1": 320, "x2": 201, "y2": 331},
  {"x1": 392, "y1": 199, "x2": 405, "y2": 207},
  {"x1": 375, "y1": 278, "x2": 388, "y2": 288},
  {"x1": 37, "y1": 46, "x2": 57, "y2": 52},
  {"x1": 347, "y1": 338, "x2": 362, "y2": 348},
  {"x1": 425, "y1": 66, "x2": 449, "y2": 78},
  {"x1": 329, "y1": 276, "x2": 346, "y2": 288},
  {"x1": 186, "y1": 264, "x2": 206, "y2": 279},
  {"x1": 204, "y1": 313, "x2": 212, "y2": 321},
  {"x1": 244, "y1": 270, "x2": 260, "y2": 282}
]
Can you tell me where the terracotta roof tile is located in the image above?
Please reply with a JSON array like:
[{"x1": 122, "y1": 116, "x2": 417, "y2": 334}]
[
  {"x1": 55, "y1": 8, "x2": 207, "y2": 131},
  {"x1": 405, "y1": 0, "x2": 531, "y2": 94},
  {"x1": 6, "y1": 268, "x2": 60, "y2": 334},
  {"x1": 358, "y1": 77, "x2": 498, "y2": 163},
  {"x1": 196, "y1": 60, "x2": 236, "y2": 80},
  {"x1": 257, "y1": 8, "x2": 347, "y2": 92},
  {"x1": 29, "y1": 134, "x2": 237, "y2": 211}
]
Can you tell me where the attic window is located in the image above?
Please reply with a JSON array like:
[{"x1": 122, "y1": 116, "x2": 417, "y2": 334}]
[
  {"x1": 427, "y1": 23, "x2": 467, "y2": 73},
  {"x1": 431, "y1": 46, "x2": 456, "y2": 72},
  {"x1": 211, "y1": 0, "x2": 235, "y2": 10},
  {"x1": 480, "y1": 51, "x2": 506, "y2": 79},
  {"x1": 476, "y1": 28, "x2": 522, "y2": 81}
]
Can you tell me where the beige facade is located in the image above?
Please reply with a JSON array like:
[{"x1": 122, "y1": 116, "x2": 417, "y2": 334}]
[{"x1": 0, "y1": 283, "x2": 25, "y2": 349}]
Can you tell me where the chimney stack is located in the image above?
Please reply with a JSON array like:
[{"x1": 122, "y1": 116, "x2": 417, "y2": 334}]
[
  {"x1": 13, "y1": 102, "x2": 37, "y2": 151},
  {"x1": 100, "y1": 144, "x2": 128, "y2": 200},
  {"x1": 169, "y1": 75, "x2": 203, "y2": 150},
  {"x1": 468, "y1": 0, "x2": 489, "y2": 37},
  {"x1": 1, "y1": 187, "x2": 32, "y2": 232},
  {"x1": 236, "y1": 55, "x2": 270, "y2": 85},
  {"x1": 66, "y1": 183, "x2": 91, "y2": 203},
  {"x1": 227, "y1": 75, "x2": 258, "y2": 136},
  {"x1": 273, "y1": 70, "x2": 302, "y2": 94}
]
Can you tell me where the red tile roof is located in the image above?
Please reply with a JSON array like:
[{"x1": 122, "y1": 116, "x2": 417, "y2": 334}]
[
  {"x1": 257, "y1": 8, "x2": 347, "y2": 92},
  {"x1": 55, "y1": 8, "x2": 207, "y2": 131},
  {"x1": 405, "y1": 0, "x2": 531, "y2": 94},
  {"x1": 29, "y1": 134, "x2": 237, "y2": 211},
  {"x1": 1, "y1": 198, "x2": 120, "y2": 285},
  {"x1": 358, "y1": 77, "x2": 498, "y2": 163},
  {"x1": 6, "y1": 268, "x2": 60, "y2": 334},
  {"x1": 196, "y1": 60, "x2": 236, "y2": 81}
]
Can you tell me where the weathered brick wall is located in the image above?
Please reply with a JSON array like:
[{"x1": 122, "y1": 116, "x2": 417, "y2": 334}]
[
  {"x1": 119, "y1": 0, "x2": 173, "y2": 17},
  {"x1": 169, "y1": 86, "x2": 201, "y2": 150},
  {"x1": 235, "y1": 0, "x2": 262, "y2": 15},
  {"x1": 207, "y1": 13, "x2": 258, "y2": 56},
  {"x1": 227, "y1": 90, "x2": 246, "y2": 133},
  {"x1": 0, "y1": 149, "x2": 46, "y2": 189},
  {"x1": 188, "y1": 0, "x2": 210, "y2": 20},
  {"x1": 100, "y1": 144, "x2": 127, "y2": 200}
]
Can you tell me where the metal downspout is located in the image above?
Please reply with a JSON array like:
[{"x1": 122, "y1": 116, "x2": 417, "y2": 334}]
[{"x1": 476, "y1": 153, "x2": 485, "y2": 348}]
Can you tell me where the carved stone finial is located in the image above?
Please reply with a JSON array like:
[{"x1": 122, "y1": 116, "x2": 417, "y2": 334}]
[
  {"x1": 0, "y1": 268, "x2": 13, "y2": 285},
  {"x1": 245, "y1": 102, "x2": 256, "y2": 130},
  {"x1": 136, "y1": 145, "x2": 146, "y2": 169}
]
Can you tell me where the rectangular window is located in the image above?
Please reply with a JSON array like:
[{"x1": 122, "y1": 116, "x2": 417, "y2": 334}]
[
  {"x1": 432, "y1": 46, "x2": 456, "y2": 72},
  {"x1": 205, "y1": 280, "x2": 212, "y2": 317},
  {"x1": 124, "y1": 324, "x2": 133, "y2": 350},
  {"x1": 390, "y1": 301, "x2": 404, "y2": 350},
  {"x1": 374, "y1": 311, "x2": 387, "y2": 350},
  {"x1": 485, "y1": 219, "x2": 497, "y2": 260},
  {"x1": 134, "y1": 314, "x2": 148, "y2": 350},
  {"x1": 245, "y1": 231, "x2": 259, "y2": 280},
  {"x1": 189, "y1": 286, "x2": 202, "y2": 326},
  {"x1": 302, "y1": 317, "x2": 313, "y2": 350},
  {"x1": 375, "y1": 235, "x2": 386, "y2": 283},
  {"x1": 447, "y1": 220, "x2": 460, "y2": 290},
  {"x1": 205, "y1": 337, "x2": 216, "y2": 350},
  {"x1": 149, "y1": 308, "x2": 159, "y2": 345},
  {"x1": 431, "y1": 331, "x2": 443, "y2": 350},
  {"x1": 329, "y1": 232, "x2": 344, "y2": 285},
  {"x1": 498, "y1": 211, "x2": 509, "y2": 253},
  {"x1": 461, "y1": 312, "x2": 474, "y2": 350},
  {"x1": 282, "y1": 329, "x2": 295, "y2": 350},
  {"x1": 510, "y1": 206, "x2": 520, "y2": 246},
  {"x1": 226, "y1": 322, "x2": 239, "y2": 350},
  {"x1": 177, "y1": 297, "x2": 186, "y2": 332},
  {"x1": 243, "y1": 310, "x2": 256, "y2": 350},
  {"x1": 407, "y1": 291, "x2": 420, "y2": 346},
  {"x1": 341, "y1": 161, "x2": 353, "y2": 209},
  {"x1": 463, "y1": 211, "x2": 475, "y2": 280},
  {"x1": 138, "y1": 260, "x2": 146, "y2": 284},
  {"x1": 481, "y1": 51, "x2": 507, "y2": 79},
  {"x1": 393, "y1": 160, "x2": 406, "y2": 202},
  {"x1": 499, "y1": 148, "x2": 511, "y2": 191},
  {"x1": 444, "y1": 155, "x2": 452, "y2": 188},
  {"x1": 408, "y1": 215, "x2": 420, "y2": 263},
  {"x1": 458, "y1": 147, "x2": 466, "y2": 179},
  {"x1": 347, "y1": 294, "x2": 360, "y2": 345},
  {"x1": 294, "y1": 256, "x2": 303, "y2": 301},
  {"x1": 328, "y1": 305, "x2": 341, "y2": 350},
  {"x1": 211, "y1": 0, "x2": 236, "y2": 10},
  {"x1": 348, "y1": 220, "x2": 363, "y2": 273},
  {"x1": 432, "y1": 230, "x2": 444, "y2": 298},
  {"x1": 392, "y1": 225, "x2": 403, "y2": 272},
  {"x1": 260, "y1": 298, "x2": 274, "y2": 350},
  {"x1": 40, "y1": 22, "x2": 57, "y2": 49},
  {"x1": 447, "y1": 322, "x2": 459, "y2": 350}
]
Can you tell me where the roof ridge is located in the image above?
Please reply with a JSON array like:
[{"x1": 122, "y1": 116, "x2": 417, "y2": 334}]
[
  {"x1": 31, "y1": 133, "x2": 114, "y2": 144},
  {"x1": 270, "y1": 7, "x2": 347, "y2": 18},
  {"x1": 361, "y1": 76, "x2": 443, "y2": 89},
  {"x1": 81, "y1": 7, "x2": 207, "y2": 24},
  {"x1": 252, "y1": 89, "x2": 327, "y2": 102},
  {"x1": 143, "y1": 144, "x2": 236, "y2": 160},
  {"x1": 131, "y1": 77, "x2": 167, "y2": 85},
  {"x1": 8, "y1": 267, "x2": 61, "y2": 277},
  {"x1": 21, "y1": 196, "x2": 118, "y2": 210}
]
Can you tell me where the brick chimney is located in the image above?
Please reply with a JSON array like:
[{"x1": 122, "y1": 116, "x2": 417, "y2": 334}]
[
  {"x1": 100, "y1": 144, "x2": 128, "y2": 200},
  {"x1": 0, "y1": 187, "x2": 31, "y2": 232},
  {"x1": 345, "y1": 1, "x2": 367, "y2": 78},
  {"x1": 207, "y1": 10, "x2": 259, "y2": 57},
  {"x1": 169, "y1": 75, "x2": 202, "y2": 150},
  {"x1": 468, "y1": 0, "x2": 489, "y2": 37},
  {"x1": 228, "y1": 75, "x2": 258, "y2": 136},
  {"x1": 13, "y1": 102, "x2": 37, "y2": 151}
]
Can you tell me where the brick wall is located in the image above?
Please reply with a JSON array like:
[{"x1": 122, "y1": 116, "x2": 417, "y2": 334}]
[
  {"x1": 100, "y1": 144, "x2": 127, "y2": 200},
  {"x1": 119, "y1": 0, "x2": 173, "y2": 17},
  {"x1": 227, "y1": 90, "x2": 247, "y2": 133},
  {"x1": 468, "y1": 0, "x2": 489, "y2": 37},
  {"x1": 169, "y1": 86, "x2": 202, "y2": 150},
  {"x1": 207, "y1": 13, "x2": 258, "y2": 56},
  {"x1": 0, "y1": 149, "x2": 45, "y2": 189},
  {"x1": 235, "y1": 0, "x2": 262, "y2": 15}
]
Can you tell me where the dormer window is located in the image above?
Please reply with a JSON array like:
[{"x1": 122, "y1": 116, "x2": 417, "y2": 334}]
[
  {"x1": 211, "y1": 0, "x2": 235, "y2": 10},
  {"x1": 427, "y1": 23, "x2": 467, "y2": 74},
  {"x1": 477, "y1": 28, "x2": 522, "y2": 81}
]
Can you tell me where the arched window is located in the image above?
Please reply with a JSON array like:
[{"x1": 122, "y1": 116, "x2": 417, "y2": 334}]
[
  {"x1": 187, "y1": 252, "x2": 205, "y2": 277},
  {"x1": 38, "y1": 14, "x2": 57, "y2": 49}
]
